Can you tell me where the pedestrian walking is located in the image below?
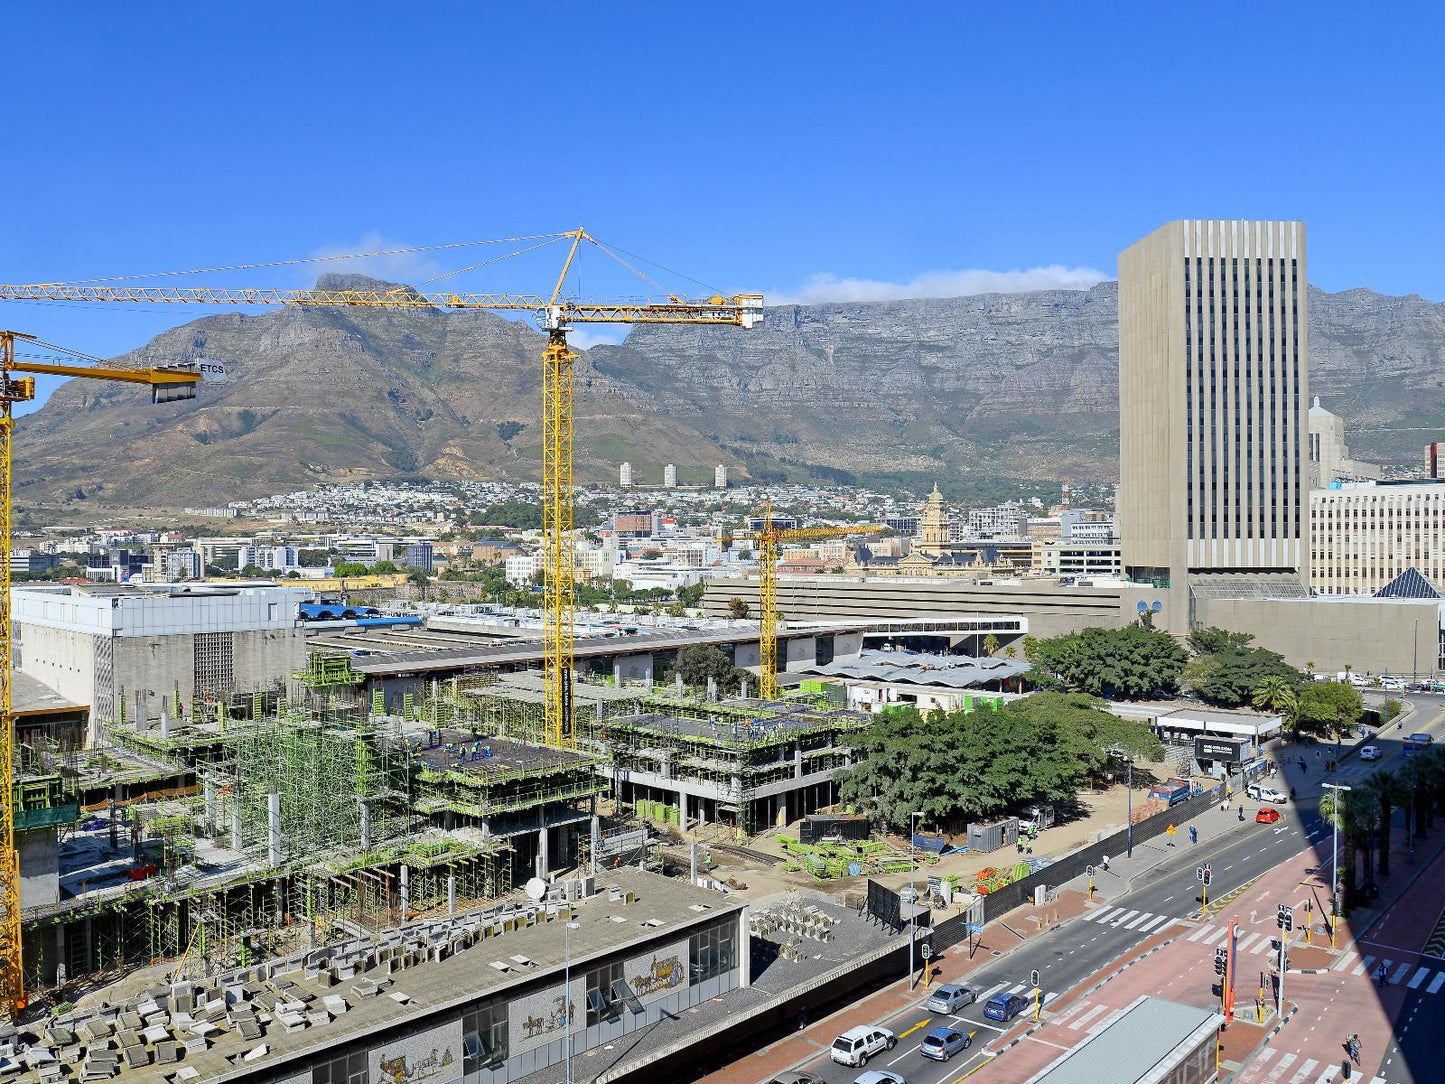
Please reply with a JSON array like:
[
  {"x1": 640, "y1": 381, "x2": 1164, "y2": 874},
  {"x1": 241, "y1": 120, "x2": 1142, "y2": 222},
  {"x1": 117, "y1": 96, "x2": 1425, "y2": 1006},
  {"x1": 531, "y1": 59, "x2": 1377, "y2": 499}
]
[
  {"x1": 1377, "y1": 962, "x2": 1388, "y2": 988},
  {"x1": 1165, "y1": 824, "x2": 1177, "y2": 846},
  {"x1": 1189, "y1": 825, "x2": 1198, "y2": 844},
  {"x1": 1101, "y1": 854, "x2": 1110, "y2": 873},
  {"x1": 1347, "y1": 1034, "x2": 1360, "y2": 1064}
]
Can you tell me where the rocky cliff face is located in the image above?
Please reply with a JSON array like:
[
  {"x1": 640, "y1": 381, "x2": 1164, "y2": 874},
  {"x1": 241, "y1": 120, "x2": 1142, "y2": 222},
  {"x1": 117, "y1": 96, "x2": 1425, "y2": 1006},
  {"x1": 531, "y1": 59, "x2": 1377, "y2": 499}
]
[{"x1": 13, "y1": 277, "x2": 1445, "y2": 507}]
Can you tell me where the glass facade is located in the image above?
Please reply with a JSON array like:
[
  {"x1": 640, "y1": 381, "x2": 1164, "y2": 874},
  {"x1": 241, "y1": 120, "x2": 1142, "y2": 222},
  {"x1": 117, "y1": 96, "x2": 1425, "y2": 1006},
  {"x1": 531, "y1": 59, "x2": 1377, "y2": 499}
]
[
  {"x1": 314, "y1": 1051, "x2": 368, "y2": 1084},
  {"x1": 689, "y1": 916, "x2": 739, "y2": 985},
  {"x1": 463, "y1": 1000, "x2": 508, "y2": 1074}
]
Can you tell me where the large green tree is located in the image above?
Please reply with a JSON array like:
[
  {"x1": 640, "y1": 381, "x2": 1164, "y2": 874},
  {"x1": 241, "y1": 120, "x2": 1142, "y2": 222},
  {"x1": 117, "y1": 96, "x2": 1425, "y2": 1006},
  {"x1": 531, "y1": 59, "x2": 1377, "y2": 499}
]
[
  {"x1": 1026, "y1": 626, "x2": 1188, "y2": 700},
  {"x1": 1184, "y1": 628, "x2": 1303, "y2": 708},
  {"x1": 1294, "y1": 682, "x2": 1365, "y2": 740},
  {"x1": 836, "y1": 693, "x2": 1162, "y2": 831}
]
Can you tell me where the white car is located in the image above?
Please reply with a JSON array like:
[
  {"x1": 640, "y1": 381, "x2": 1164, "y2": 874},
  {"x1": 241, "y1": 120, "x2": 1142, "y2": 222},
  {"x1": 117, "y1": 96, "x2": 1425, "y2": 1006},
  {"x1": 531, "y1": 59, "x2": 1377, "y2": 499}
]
[
  {"x1": 1360, "y1": 745, "x2": 1382, "y2": 761},
  {"x1": 1381, "y1": 677, "x2": 1407, "y2": 692},
  {"x1": 831, "y1": 1026, "x2": 897, "y2": 1067},
  {"x1": 1247, "y1": 783, "x2": 1289, "y2": 804}
]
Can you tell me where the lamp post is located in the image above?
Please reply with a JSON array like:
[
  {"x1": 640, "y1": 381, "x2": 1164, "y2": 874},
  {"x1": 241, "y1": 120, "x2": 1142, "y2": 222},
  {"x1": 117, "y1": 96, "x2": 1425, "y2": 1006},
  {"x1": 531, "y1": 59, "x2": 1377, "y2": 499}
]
[
  {"x1": 909, "y1": 810, "x2": 923, "y2": 990},
  {"x1": 1108, "y1": 748, "x2": 1134, "y2": 858},
  {"x1": 1322, "y1": 783, "x2": 1350, "y2": 948},
  {"x1": 564, "y1": 920, "x2": 580, "y2": 1084}
]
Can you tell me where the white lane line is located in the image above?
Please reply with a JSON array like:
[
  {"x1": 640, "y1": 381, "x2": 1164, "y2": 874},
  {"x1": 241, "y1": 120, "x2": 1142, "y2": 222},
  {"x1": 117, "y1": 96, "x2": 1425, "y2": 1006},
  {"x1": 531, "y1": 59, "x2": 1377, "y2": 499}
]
[
  {"x1": 1124, "y1": 912, "x2": 1155, "y2": 930},
  {"x1": 1409, "y1": 966, "x2": 1431, "y2": 989},
  {"x1": 1313, "y1": 1064, "x2": 1340, "y2": 1083},
  {"x1": 1111, "y1": 909, "x2": 1140, "y2": 927},
  {"x1": 1355, "y1": 954, "x2": 1376, "y2": 976},
  {"x1": 1287, "y1": 1058, "x2": 1319, "y2": 1084},
  {"x1": 1187, "y1": 925, "x2": 1212, "y2": 942},
  {"x1": 1200, "y1": 925, "x2": 1228, "y2": 945},
  {"x1": 1391, "y1": 960, "x2": 1412, "y2": 984},
  {"x1": 1008, "y1": 983, "x2": 1027, "y2": 994},
  {"x1": 1067, "y1": 1004, "x2": 1109, "y2": 1031},
  {"x1": 1427, "y1": 971, "x2": 1445, "y2": 994},
  {"x1": 887, "y1": 1045, "x2": 918, "y2": 1067},
  {"x1": 1267, "y1": 1052, "x2": 1299, "y2": 1082},
  {"x1": 1254, "y1": 1046, "x2": 1279, "y2": 1064},
  {"x1": 1235, "y1": 932, "x2": 1263, "y2": 953},
  {"x1": 1137, "y1": 914, "x2": 1169, "y2": 933}
]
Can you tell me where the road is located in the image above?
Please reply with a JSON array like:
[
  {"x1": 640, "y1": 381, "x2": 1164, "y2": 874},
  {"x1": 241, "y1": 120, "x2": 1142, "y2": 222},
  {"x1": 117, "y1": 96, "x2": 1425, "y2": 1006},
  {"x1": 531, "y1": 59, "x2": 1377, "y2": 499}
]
[{"x1": 777, "y1": 692, "x2": 1445, "y2": 1084}]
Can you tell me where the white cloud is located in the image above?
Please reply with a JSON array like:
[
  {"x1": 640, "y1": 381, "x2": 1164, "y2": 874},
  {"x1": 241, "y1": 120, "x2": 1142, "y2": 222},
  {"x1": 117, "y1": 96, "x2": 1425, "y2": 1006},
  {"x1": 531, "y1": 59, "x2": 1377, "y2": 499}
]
[
  {"x1": 567, "y1": 327, "x2": 628, "y2": 351},
  {"x1": 772, "y1": 265, "x2": 1110, "y2": 305},
  {"x1": 301, "y1": 231, "x2": 447, "y2": 287}
]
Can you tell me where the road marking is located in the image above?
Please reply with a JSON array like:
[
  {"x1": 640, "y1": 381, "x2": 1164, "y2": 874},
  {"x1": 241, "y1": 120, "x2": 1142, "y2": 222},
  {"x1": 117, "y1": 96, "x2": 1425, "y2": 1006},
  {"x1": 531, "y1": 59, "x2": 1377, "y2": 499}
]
[
  {"x1": 887, "y1": 1044, "x2": 919, "y2": 1067},
  {"x1": 1236, "y1": 932, "x2": 1263, "y2": 953},
  {"x1": 1089, "y1": 907, "x2": 1124, "y2": 924},
  {"x1": 1427, "y1": 972, "x2": 1445, "y2": 994},
  {"x1": 1008, "y1": 982, "x2": 1027, "y2": 994},
  {"x1": 1068, "y1": 1004, "x2": 1109, "y2": 1031},
  {"x1": 1111, "y1": 909, "x2": 1140, "y2": 927},
  {"x1": 1266, "y1": 1052, "x2": 1298, "y2": 1081},
  {"x1": 1042, "y1": 991, "x2": 1058, "y2": 1005},
  {"x1": 1087, "y1": 1008, "x2": 1126, "y2": 1034},
  {"x1": 1391, "y1": 960, "x2": 1412, "y2": 984},
  {"x1": 1187, "y1": 925, "x2": 1212, "y2": 942},
  {"x1": 1287, "y1": 1058, "x2": 1319, "y2": 1083},
  {"x1": 1124, "y1": 911, "x2": 1155, "y2": 929},
  {"x1": 968, "y1": 1020, "x2": 1005, "y2": 1032},
  {"x1": 1408, "y1": 966, "x2": 1430, "y2": 989},
  {"x1": 1200, "y1": 925, "x2": 1228, "y2": 945},
  {"x1": 1252, "y1": 936, "x2": 1278, "y2": 955},
  {"x1": 1137, "y1": 914, "x2": 1168, "y2": 933},
  {"x1": 1355, "y1": 954, "x2": 1376, "y2": 976},
  {"x1": 977, "y1": 982, "x2": 1008, "y2": 1001},
  {"x1": 899, "y1": 1018, "x2": 930, "y2": 1039},
  {"x1": 1312, "y1": 1065, "x2": 1340, "y2": 1083},
  {"x1": 1162, "y1": 895, "x2": 1174, "y2": 902}
]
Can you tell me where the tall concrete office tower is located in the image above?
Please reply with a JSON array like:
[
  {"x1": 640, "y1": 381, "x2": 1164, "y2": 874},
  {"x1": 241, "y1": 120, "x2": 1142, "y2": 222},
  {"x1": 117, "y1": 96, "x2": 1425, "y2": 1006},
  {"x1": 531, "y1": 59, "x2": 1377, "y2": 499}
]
[
  {"x1": 619, "y1": 461, "x2": 633, "y2": 488},
  {"x1": 714, "y1": 464, "x2": 727, "y2": 489},
  {"x1": 664, "y1": 463, "x2": 677, "y2": 488},
  {"x1": 1118, "y1": 220, "x2": 1309, "y2": 629}
]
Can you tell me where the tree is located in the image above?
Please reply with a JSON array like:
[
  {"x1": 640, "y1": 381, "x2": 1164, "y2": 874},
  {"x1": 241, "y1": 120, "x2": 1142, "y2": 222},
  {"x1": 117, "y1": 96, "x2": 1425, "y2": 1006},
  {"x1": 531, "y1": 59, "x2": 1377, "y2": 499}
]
[
  {"x1": 239, "y1": 564, "x2": 266, "y2": 578},
  {"x1": 1250, "y1": 676, "x2": 1298, "y2": 728},
  {"x1": 1027, "y1": 626, "x2": 1188, "y2": 700},
  {"x1": 372, "y1": 560, "x2": 399, "y2": 574},
  {"x1": 666, "y1": 600, "x2": 687, "y2": 617},
  {"x1": 672, "y1": 645, "x2": 749, "y2": 695},
  {"x1": 1295, "y1": 682, "x2": 1365, "y2": 740},
  {"x1": 1186, "y1": 630, "x2": 1303, "y2": 708},
  {"x1": 982, "y1": 634, "x2": 1000, "y2": 657},
  {"x1": 727, "y1": 597, "x2": 752, "y2": 621}
]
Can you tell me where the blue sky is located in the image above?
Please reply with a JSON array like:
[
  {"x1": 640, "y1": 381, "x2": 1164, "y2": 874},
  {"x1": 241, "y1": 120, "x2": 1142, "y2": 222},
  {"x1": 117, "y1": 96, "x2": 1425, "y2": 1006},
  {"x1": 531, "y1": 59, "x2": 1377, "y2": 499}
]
[{"x1": 4, "y1": 2, "x2": 1444, "y2": 411}]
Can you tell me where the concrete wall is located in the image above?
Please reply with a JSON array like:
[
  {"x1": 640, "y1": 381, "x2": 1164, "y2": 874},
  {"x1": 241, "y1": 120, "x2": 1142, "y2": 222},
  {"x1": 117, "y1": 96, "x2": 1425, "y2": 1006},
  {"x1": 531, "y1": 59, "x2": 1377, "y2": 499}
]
[
  {"x1": 18, "y1": 828, "x2": 58, "y2": 909},
  {"x1": 16, "y1": 625, "x2": 95, "y2": 713},
  {"x1": 1195, "y1": 596, "x2": 1443, "y2": 676}
]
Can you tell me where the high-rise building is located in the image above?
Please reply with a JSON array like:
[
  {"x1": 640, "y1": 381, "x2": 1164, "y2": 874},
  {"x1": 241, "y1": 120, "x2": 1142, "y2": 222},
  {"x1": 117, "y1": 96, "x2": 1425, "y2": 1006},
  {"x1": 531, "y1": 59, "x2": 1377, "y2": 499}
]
[
  {"x1": 1119, "y1": 220, "x2": 1309, "y2": 627},
  {"x1": 714, "y1": 464, "x2": 727, "y2": 488},
  {"x1": 1308, "y1": 397, "x2": 1380, "y2": 487},
  {"x1": 664, "y1": 463, "x2": 677, "y2": 488},
  {"x1": 1310, "y1": 479, "x2": 1445, "y2": 596},
  {"x1": 619, "y1": 461, "x2": 633, "y2": 488},
  {"x1": 1427, "y1": 442, "x2": 1445, "y2": 479}
]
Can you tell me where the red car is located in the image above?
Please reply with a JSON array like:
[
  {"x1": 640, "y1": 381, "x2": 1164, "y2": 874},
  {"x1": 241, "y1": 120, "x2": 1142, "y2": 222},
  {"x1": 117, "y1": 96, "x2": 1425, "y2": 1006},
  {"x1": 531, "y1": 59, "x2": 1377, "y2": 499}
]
[{"x1": 1256, "y1": 807, "x2": 1282, "y2": 824}]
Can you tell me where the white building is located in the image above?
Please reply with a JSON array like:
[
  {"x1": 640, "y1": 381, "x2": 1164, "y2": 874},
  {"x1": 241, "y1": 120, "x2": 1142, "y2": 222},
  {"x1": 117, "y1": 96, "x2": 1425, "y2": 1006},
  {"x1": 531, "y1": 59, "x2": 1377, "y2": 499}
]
[
  {"x1": 505, "y1": 553, "x2": 541, "y2": 586},
  {"x1": 1310, "y1": 480, "x2": 1445, "y2": 596},
  {"x1": 1309, "y1": 397, "x2": 1381, "y2": 488},
  {"x1": 664, "y1": 464, "x2": 677, "y2": 488},
  {"x1": 619, "y1": 461, "x2": 633, "y2": 488},
  {"x1": 237, "y1": 544, "x2": 300, "y2": 572},
  {"x1": 12, "y1": 582, "x2": 308, "y2": 742},
  {"x1": 573, "y1": 542, "x2": 619, "y2": 580},
  {"x1": 1039, "y1": 541, "x2": 1124, "y2": 579},
  {"x1": 714, "y1": 464, "x2": 727, "y2": 488},
  {"x1": 164, "y1": 548, "x2": 203, "y2": 580}
]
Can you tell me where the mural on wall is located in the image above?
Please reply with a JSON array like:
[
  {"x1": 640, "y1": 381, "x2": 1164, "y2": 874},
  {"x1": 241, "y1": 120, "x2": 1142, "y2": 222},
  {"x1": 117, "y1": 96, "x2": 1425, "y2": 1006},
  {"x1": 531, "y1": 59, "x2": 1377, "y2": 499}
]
[
  {"x1": 521, "y1": 992, "x2": 575, "y2": 1039},
  {"x1": 369, "y1": 1020, "x2": 463, "y2": 1084},
  {"x1": 631, "y1": 954, "x2": 683, "y2": 998},
  {"x1": 624, "y1": 937, "x2": 690, "y2": 1004}
]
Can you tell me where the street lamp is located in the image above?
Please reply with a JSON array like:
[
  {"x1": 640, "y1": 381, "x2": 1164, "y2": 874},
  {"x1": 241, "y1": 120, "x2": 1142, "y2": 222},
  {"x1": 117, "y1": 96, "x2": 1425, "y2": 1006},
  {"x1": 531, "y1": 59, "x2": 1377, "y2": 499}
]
[
  {"x1": 1321, "y1": 783, "x2": 1350, "y2": 948},
  {"x1": 564, "y1": 920, "x2": 580, "y2": 1084},
  {"x1": 1108, "y1": 748, "x2": 1134, "y2": 858},
  {"x1": 909, "y1": 810, "x2": 923, "y2": 989}
]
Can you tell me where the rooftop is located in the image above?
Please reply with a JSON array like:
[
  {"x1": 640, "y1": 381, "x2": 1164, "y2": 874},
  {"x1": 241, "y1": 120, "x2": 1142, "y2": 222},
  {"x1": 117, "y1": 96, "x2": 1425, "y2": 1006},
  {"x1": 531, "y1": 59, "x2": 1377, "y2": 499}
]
[
  {"x1": 21, "y1": 869, "x2": 741, "y2": 1084},
  {"x1": 800, "y1": 647, "x2": 1030, "y2": 689},
  {"x1": 1024, "y1": 995, "x2": 1222, "y2": 1084}
]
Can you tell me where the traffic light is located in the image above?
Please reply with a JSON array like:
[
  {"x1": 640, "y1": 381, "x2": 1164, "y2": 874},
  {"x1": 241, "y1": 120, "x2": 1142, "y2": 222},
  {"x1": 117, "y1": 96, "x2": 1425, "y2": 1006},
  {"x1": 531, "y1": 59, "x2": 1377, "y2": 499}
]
[
  {"x1": 1215, "y1": 948, "x2": 1227, "y2": 976},
  {"x1": 1277, "y1": 905, "x2": 1293, "y2": 931},
  {"x1": 1202, "y1": 868, "x2": 1212, "y2": 886}
]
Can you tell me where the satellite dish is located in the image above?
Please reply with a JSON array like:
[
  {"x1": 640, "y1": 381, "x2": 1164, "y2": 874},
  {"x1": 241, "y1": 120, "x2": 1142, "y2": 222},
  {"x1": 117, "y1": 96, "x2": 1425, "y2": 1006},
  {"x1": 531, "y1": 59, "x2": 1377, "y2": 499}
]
[
  {"x1": 524, "y1": 877, "x2": 547, "y2": 901},
  {"x1": 1151, "y1": 601, "x2": 1163, "y2": 613},
  {"x1": 1136, "y1": 601, "x2": 1147, "y2": 613}
]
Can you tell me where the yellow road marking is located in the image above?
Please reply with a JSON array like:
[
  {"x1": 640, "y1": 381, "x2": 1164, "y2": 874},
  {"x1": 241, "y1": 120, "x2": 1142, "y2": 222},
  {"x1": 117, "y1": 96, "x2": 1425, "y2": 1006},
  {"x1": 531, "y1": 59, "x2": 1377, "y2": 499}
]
[
  {"x1": 899, "y1": 1017, "x2": 930, "y2": 1039},
  {"x1": 945, "y1": 1051, "x2": 997, "y2": 1083}
]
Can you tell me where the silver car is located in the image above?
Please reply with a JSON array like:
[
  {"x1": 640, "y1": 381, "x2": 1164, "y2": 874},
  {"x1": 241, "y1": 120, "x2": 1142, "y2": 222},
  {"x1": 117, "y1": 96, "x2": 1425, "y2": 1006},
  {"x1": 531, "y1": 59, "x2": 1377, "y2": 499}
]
[{"x1": 926, "y1": 983, "x2": 977, "y2": 1014}]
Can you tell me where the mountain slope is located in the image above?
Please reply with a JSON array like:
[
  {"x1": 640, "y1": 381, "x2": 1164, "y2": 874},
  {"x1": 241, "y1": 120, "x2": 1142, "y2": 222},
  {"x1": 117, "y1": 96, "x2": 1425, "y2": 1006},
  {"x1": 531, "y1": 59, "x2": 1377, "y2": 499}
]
[{"x1": 14, "y1": 277, "x2": 1445, "y2": 507}]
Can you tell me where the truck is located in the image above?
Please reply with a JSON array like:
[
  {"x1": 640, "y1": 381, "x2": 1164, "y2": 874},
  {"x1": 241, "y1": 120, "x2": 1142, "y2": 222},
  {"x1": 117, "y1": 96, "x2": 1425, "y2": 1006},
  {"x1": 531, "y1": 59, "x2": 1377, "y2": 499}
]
[{"x1": 1147, "y1": 778, "x2": 1191, "y2": 807}]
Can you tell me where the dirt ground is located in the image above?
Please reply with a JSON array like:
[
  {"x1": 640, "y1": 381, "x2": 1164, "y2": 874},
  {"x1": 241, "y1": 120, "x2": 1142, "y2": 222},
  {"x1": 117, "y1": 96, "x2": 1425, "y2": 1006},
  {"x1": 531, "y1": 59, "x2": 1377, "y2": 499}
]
[{"x1": 671, "y1": 768, "x2": 1162, "y2": 906}]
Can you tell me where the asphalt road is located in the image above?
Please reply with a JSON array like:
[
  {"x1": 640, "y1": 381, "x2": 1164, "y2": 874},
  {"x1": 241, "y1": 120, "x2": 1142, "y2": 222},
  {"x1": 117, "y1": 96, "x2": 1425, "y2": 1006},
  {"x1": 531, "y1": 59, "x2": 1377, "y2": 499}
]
[{"x1": 777, "y1": 693, "x2": 1445, "y2": 1084}]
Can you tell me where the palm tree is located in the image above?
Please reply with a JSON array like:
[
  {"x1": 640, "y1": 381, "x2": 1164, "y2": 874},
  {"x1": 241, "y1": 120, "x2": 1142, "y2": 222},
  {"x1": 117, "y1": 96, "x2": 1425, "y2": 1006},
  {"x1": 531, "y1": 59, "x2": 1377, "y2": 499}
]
[
  {"x1": 1251, "y1": 677, "x2": 1299, "y2": 733},
  {"x1": 1360, "y1": 771, "x2": 1404, "y2": 877},
  {"x1": 982, "y1": 634, "x2": 1001, "y2": 657}
]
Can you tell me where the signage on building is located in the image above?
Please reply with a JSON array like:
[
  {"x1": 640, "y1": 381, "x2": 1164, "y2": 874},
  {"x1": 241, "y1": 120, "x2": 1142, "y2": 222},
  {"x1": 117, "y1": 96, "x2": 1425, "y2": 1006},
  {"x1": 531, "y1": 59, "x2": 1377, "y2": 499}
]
[{"x1": 1195, "y1": 737, "x2": 1245, "y2": 763}]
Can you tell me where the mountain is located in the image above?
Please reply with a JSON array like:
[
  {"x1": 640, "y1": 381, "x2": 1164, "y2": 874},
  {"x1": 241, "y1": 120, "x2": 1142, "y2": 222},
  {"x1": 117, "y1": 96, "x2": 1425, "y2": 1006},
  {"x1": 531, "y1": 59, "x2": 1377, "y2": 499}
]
[{"x1": 14, "y1": 276, "x2": 1445, "y2": 507}]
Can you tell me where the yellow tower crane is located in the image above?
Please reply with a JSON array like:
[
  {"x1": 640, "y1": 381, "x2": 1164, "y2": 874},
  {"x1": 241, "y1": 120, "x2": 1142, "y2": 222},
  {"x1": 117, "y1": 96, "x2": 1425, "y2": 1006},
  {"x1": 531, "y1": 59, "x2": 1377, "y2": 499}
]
[
  {"x1": 0, "y1": 330, "x2": 205, "y2": 1016},
  {"x1": 0, "y1": 229, "x2": 763, "y2": 751},
  {"x1": 719, "y1": 502, "x2": 881, "y2": 699}
]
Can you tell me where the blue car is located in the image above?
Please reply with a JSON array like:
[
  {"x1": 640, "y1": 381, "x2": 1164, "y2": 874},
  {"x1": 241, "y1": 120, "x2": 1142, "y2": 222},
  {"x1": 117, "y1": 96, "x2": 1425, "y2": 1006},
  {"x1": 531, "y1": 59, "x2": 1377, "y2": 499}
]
[
  {"x1": 920, "y1": 1026, "x2": 972, "y2": 1061},
  {"x1": 983, "y1": 993, "x2": 1029, "y2": 1022}
]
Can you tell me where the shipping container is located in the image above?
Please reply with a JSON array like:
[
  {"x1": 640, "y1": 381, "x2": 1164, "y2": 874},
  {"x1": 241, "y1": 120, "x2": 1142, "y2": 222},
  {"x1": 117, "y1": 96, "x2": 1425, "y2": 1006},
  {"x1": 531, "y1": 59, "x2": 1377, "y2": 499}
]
[{"x1": 967, "y1": 818, "x2": 1020, "y2": 854}]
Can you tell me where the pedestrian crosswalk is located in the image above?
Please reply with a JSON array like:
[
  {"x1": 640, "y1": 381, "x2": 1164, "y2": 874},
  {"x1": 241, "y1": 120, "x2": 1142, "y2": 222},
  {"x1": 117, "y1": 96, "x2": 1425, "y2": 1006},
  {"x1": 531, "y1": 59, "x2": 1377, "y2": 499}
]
[
  {"x1": 1249, "y1": 1044, "x2": 1387, "y2": 1084},
  {"x1": 1081, "y1": 906, "x2": 1174, "y2": 933}
]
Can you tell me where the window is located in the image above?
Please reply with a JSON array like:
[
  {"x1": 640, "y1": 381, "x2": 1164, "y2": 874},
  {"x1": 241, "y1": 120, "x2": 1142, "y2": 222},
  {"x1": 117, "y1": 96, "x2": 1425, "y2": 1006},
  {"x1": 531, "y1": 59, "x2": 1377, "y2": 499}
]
[
  {"x1": 689, "y1": 917, "x2": 739, "y2": 984},
  {"x1": 586, "y1": 960, "x2": 626, "y2": 1025},
  {"x1": 314, "y1": 1051, "x2": 367, "y2": 1084},
  {"x1": 463, "y1": 1001, "x2": 508, "y2": 1073}
]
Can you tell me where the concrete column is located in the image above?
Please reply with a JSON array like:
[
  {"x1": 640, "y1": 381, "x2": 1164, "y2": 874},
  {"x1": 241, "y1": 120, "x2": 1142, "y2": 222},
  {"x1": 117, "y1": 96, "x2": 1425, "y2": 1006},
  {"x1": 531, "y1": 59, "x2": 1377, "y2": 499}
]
[
  {"x1": 448, "y1": 874, "x2": 456, "y2": 915},
  {"x1": 231, "y1": 806, "x2": 243, "y2": 852},
  {"x1": 400, "y1": 865, "x2": 410, "y2": 920},
  {"x1": 707, "y1": 677, "x2": 717, "y2": 701},
  {"x1": 590, "y1": 815, "x2": 600, "y2": 874},
  {"x1": 678, "y1": 788, "x2": 689, "y2": 833},
  {"x1": 159, "y1": 701, "x2": 171, "y2": 740},
  {"x1": 360, "y1": 800, "x2": 372, "y2": 851},
  {"x1": 613, "y1": 662, "x2": 622, "y2": 687},
  {"x1": 697, "y1": 800, "x2": 707, "y2": 828},
  {"x1": 538, "y1": 817, "x2": 550, "y2": 876},
  {"x1": 55, "y1": 923, "x2": 67, "y2": 987},
  {"x1": 675, "y1": 672, "x2": 684, "y2": 696},
  {"x1": 203, "y1": 777, "x2": 216, "y2": 838},
  {"x1": 740, "y1": 680, "x2": 748, "y2": 700},
  {"x1": 267, "y1": 793, "x2": 282, "y2": 867}
]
